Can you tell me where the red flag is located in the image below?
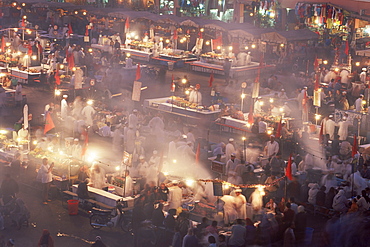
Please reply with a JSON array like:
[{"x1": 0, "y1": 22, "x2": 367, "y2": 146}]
[
  {"x1": 314, "y1": 73, "x2": 319, "y2": 91},
  {"x1": 44, "y1": 112, "x2": 55, "y2": 134},
  {"x1": 345, "y1": 40, "x2": 349, "y2": 56},
  {"x1": 352, "y1": 134, "x2": 358, "y2": 157},
  {"x1": 275, "y1": 118, "x2": 282, "y2": 138},
  {"x1": 313, "y1": 56, "x2": 319, "y2": 72},
  {"x1": 1, "y1": 36, "x2": 4, "y2": 52},
  {"x1": 285, "y1": 153, "x2": 293, "y2": 180},
  {"x1": 195, "y1": 142, "x2": 201, "y2": 164},
  {"x1": 55, "y1": 68, "x2": 60, "y2": 85},
  {"x1": 27, "y1": 43, "x2": 32, "y2": 55},
  {"x1": 302, "y1": 90, "x2": 308, "y2": 113},
  {"x1": 211, "y1": 32, "x2": 223, "y2": 49},
  {"x1": 198, "y1": 31, "x2": 203, "y2": 39},
  {"x1": 248, "y1": 103, "x2": 254, "y2": 125},
  {"x1": 81, "y1": 129, "x2": 89, "y2": 156},
  {"x1": 170, "y1": 74, "x2": 175, "y2": 92},
  {"x1": 125, "y1": 17, "x2": 130, "y2": 33},
  {"x1": 208, "y1": 73, "x2": 214, "y2": 87},
  {"x1": 135, "y1": 63, "x2": 141, "y2": 81},
  {"x1": 67, "y1": 23, "x2": 73, "y2": 36},
  {"x1": 173, "y1": 29, "x2": 178, "y2": 40},
  {"x1": 67, "y1": 52, "x2": 75, "y2": 69},
  {"x1": 319, "y1": 121, "x2": 324, "y2": 144},
  {"x1": 85, "y1": 25, "x2": 89, "y2": 36},
  {"x1": 37, "y1": 43, "x2": 43, "y2": 54},
  {"x1": 21, "y1": 18, "x2": 25, "y2": 27}
]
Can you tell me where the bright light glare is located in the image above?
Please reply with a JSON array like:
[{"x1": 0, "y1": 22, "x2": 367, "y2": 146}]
[
  {"x1": 33, "y1": 140, "x2": 37, "y2": 145},
  {"x1": 115, "y1": 166, "x2": 120, "y2": 171},
  {"x1": 173, "y1": 159, "x2": 177, "y2": 164},
  {"x1": 86, "y1": 153, "x2": 96, "y2": 163},
  {"x1": 269, "y1": 98, "x2": 274, "y2": 103},
  {"x1": 0, "y1": 130, "x2": 8, "y2": 134},
  {"x1": 55, "y1": 89, "x2": 61, "y2": 96},
  {"x1": 185, "y1": 179, "x2": 195, "y2": 187},
  {"x1": 87, "y1": 99, "x2": 93, "y2": 105},
  {"x1": 241, "y1": 93, "x2": 246, "y2": 99},
  {"x1": 315, "y1": 114, "x2": 321, "y2": 120}
]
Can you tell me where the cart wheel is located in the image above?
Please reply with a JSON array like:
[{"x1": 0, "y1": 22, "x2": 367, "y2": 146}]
[
  {"x1": 90, "y1": 215, "x2": 104, "y2": 229},
  {"x1": 121, "y1": 219, "x2": 132, "y2": 233}
]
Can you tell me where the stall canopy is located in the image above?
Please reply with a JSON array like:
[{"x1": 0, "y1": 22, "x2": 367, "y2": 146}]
[{"x1": 261, "y1": 29, "x2": 319, "y2": 44}]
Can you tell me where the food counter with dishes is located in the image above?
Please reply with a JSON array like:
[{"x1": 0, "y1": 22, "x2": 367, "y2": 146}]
[{"x1": 144, "y1": 96, "x2": 221, "y2": 121}]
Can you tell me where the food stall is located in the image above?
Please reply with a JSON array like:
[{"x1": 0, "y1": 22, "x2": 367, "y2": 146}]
[
  {"x1": 144, "y1": 96, "x2": 221, "y2": 122},
  {"x1": 152, "y1": 49, "x2": 198, "y2": 68},
  {"x1": 121, "y1": 48, "x2": 152, "y2": 62},
  {"x1": 10, "y1": 67, "x2": 41, "y2": 83}
]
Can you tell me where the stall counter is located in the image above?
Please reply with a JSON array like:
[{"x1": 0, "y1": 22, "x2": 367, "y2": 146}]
[{"x1": 120, "y1": 48, "x2": 152, "y2": 62}]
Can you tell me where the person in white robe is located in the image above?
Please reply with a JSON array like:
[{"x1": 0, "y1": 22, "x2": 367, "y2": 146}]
[
  {"x1": 72, "y1": 96, "x2": 83, "y2": 119},
  {"x1": 168, "y1": 181, "x2": 182, "y2": 210},
  {"x1": 225, "y1": 138, "x2": 236, "y2": 162},
  {"x1": 176, "y1": 141, "x2": 195, "y2": 165},
  {"x1": 226, "y1": 154, "x2": 240, "y2": 183},
  {"x1": 220, "y1": 195, "x2": 238, "y2": 225},
  {"x1": 360, "y1": 68, "x2": 367, "y2": 83},
  {"x1": 355, "y1": 95, "x2": 364, "y2": 112},
  {"x1": 61, "y1": 95, "x2": 68, "y2": 120},
  {"x1": 90, "y1": 164, "x2": 106, "y2": 189},
  {"x1": 128, "y1": 109, "x2": 138, "y2": 131},
  {"x1": 189, "y1": 88, "x2": 202, "y2": 105},
  {"x1": 337, "y1": 117, "x2": 352, "y2": 141},
  {"x1": 186, "y1": 129, "x2": 195, "y2": 144},
  {"x1": 148, "y1": 115, "x2": 164, "y2": 143},
  {"x1": 137, "y1": 155, "x2": 149, "y2": 177},
  {"x1": 71, "y1": 138, "x2": 82, "y2": 159},
  {"x1": 234, "y1": 189, "x2": 247, "y2": 219},
  {"x1": 123, "y1": 170, "x2": 133, "y2": 197},
  {"x1": 112, "y1": 124, "x2": 124, "y2": 153},
  {"x1": 168, "y1": 137, "x2": 178, "y2": 162},
  {"x1": 81, "y1": 103, "x2": 96, "y2": 126},
  {"x1": 149, "y1": 150, "x2": 161, "y2": 169}
]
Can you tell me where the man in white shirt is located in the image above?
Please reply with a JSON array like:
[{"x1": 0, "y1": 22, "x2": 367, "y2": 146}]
[
  {"x1": 81, "y1": 102, "x2": 96, "y2": 126},
  {"x1": 226, "y1": 153, "x2": 240, "y2": 183},
  {"x1": 71, "y1": 138, "x2": 82, "y2": 159},
  {"x1": 338, "y1": 116, "x2": 352, "y2": 141},
  {"x1": 325, "y1": 115, "x2": 337, "y2": 140},
  {"x1": 186, "y1": 129, "x2": 195, "y2": 145},
  {"x1": 168, "y1": 180, "x2": 182, "y2": 210},
  {"x1": 61, "y1": 95, "x2": 68, "y2": 120},
  {"x1": 39, "y1": 158, "x2": 54, "y2": 204},
  {"x1": 264, "y1": 135, "x2": 279, "y2": 158},
  {"x1": 258, "y1": 118, "x2": 267, "y2": 134}
]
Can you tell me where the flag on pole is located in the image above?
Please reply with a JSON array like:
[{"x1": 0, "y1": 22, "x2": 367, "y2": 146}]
[
  {"x1": 85, "y1": 25, "x2": 89, "y2": 36},
  {"x1": 170, "y1": 74, "x2": 175, "y2": 92},
  {"x1": 313, "y1": 56, "x2": 319, "y2": 72},
  {"x1": 248, "y1": 103, "x2": 254, "y2": 125},
  {"x1": 125, "y1": 17, "x2": 130, "y2": 33},
  {"x1": 44, "y1": 112, "x2": 55, "y2": 134},
  {"x1": 21, "y1": 18, "x2": 25, "y2": 27},
  {"x1": 352, "y1": 134, "x2": 358, "y2": 157},
  {"x1": 67, "y1": 23, "x2": 73, "y2": 36},
  {"x1": 81, "y1": 129, "x2": 89, "y2": 156},
  {"x1": 345, "y1": 40, "x2": 349, "y2": 56},
  {"x1": 208, "y1": 72, "x2": 214, "y2": 87},
  {"x1": 314, "y1": 73, "x2": 320, "y2": 91},
  {"x1": 173, "y1": 29, "x2": 178, "y2": 40},
  {"x1": 285, "y1": 153, "x2": 293, "y2": 180},
  {"x1": 135, "y1": 63, "x2": 141, "y2": 81},
  {"x1": 275, "y1": 118, "x2": 282, "y2": 138},
  {"x1": 195, "y1": 142, "x2": 201, "y2": 164},
  {"x1": 55, "y1": 68, "x2": 60, "y2": 85},
  {"x1": 319, "y1": 121, "x2": 324, "y2": 144},
  {"x1": 1, "y1": 36, "x2": 4, "y2": 52}
]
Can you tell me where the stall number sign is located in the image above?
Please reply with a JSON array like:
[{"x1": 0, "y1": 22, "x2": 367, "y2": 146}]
[
  {"x1": 211, "y1": 161, "x2": 225, "y2": 174},
  {"x1": 132, "y1": 81, "x2": 142, "y2": 101}
]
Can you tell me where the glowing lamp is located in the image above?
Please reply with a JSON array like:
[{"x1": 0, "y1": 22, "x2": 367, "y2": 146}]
[
  {"x1": 74, "y1": 11, "x2": 78, "y2": 14},
  {"x1": 205, "y1": 41, "x2": 210, "y2": 45},
  {"x1": 242, "y1": 136, "x2": 246, "y2": 141},
  {"x1": 72, "y1": 67, "x2": 77, "y2": 71},
  {"x1": 279, "y1": 107, "x2": 284, "y2": 112},
  {"x1": 259, "y1": 101, "x2": 264, "y2": 106},
  {"x1": 267, "y1": 130, "x2": 272, "y2": 135},
  {"x1": 362, "y1": 100, "x2": 367, "y2": 105},
  {"x1": 241, "y1": 93, "x2": 246, "y2": 99},
  {"x1": 31, "y1": 55, "x2": 37, "y2": 60},
  {"x1": 200, "y1": 28, "x2": 204, "y2": 32},
  {"x1": 355, "y1": 62, "x2": 360, "y2": 66},
  {"x1": 60, "y1": 64, "x2": 64, "y2": 69},
  {"x1": 280, "y1": 44, "x2": 284, "y2": 47},
  {"x1": 229, "y1": 46, "x2": 233, "y2": 51},
  {"x1": 82, "y1": 11, "x2": 87, "y2": 15},
  {"x1": 166, "y1": 39, "x2": 170, "y2": 43},
  {"x1": 217, "y1": 46, "x2": 221, "y2": 50},
  {"x1": 315, "y1": 114, "x2": 321, "y2": 120},
  {"x1": 88, "y1": 48, "x2": 93, "y2": 53},
  {"x1": 185, "y1": 90, "x2": 190, "y2": 95},
  {"x1": 181, "y1": 78, "x2": 187, "y2": 84},
  {"x1": 14, "y1": 28, "x2": 18, "y2": 32},
  {"x1": 87, "y1": 99, "x2": 93, "y2": 105},
  {"x1": 126, "y1": 53, "x2": 131, "y2": 57},
  {"x1": 55, "y1": 89, "x2": 61, "y2": 96},
  {"x1": 250, "y1": 13, "x2": 254, "y2": 16},
  {"x1": 173, "y1": 159, "x2": 177, "y2": 163},
  {"x1": 251, "y1": 44, "x2": 256, "y2": 49},
  {"x1": 22, "y1": 3, "x2": 26, "y2": 6},
  {"x1": 23, "y1": 15, "x2": 27, "y2": 19},
  {"x1": 115, "y1": 166, "x2": 120, "y2": 171},
  {"x1": 246, "y1": 123, "x2": 251, "y2": 128},
  {"x1": 269, "y1": 98, "x2": 274, "y2": 103},
  {"x1": 245, "y1": 46, "x2": 249, "y2": 50},
  {"x1": 323, "y1": 60, "x2": 328, "y2": 65}
]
